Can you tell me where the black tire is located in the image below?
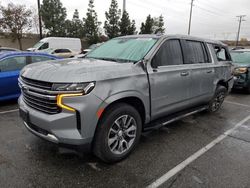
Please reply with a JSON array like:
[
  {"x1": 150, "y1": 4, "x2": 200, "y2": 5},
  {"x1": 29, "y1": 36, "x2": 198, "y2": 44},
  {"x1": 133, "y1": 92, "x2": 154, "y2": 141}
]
[
  {"x1": 245, "y1": 86, "x2": 250, "y2": 94},
  {"x1": 93, "y1": 103, "x2": 142, "y2": 163},
  {"x1": 207, "y1": 85, "x2": 227, "y2": 113}
]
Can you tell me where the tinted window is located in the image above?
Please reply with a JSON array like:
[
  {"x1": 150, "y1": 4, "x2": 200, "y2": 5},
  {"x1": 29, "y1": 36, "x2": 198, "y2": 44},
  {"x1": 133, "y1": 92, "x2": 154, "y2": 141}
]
[
  {"x1": 0, "y1": 56, "x2": 26, "y2": 72},
  {"x1": 152, "y1": 39, "x2": 183, "y2": 67},
  {"x1": 38, "y1": 42, "x2": 49, "y2": 50},
  {"x1": 185, "y1": 41, "x2": 206, "y2": 64},
  {"x1": 31, "y1": 56, "x2": 54, "y2": 63},
  {"x1": 54, "y1": 49, "x2": 71, "y2": 53}
]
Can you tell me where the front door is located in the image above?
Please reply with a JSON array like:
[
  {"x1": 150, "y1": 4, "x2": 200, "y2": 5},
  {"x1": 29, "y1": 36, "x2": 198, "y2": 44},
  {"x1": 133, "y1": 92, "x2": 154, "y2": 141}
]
[
  {"x1": 0, "y1": 56, "x2": 27, "y2": 100},
  {"x1": 147, "y1": 39, "x2": 192, "y2": 120}
]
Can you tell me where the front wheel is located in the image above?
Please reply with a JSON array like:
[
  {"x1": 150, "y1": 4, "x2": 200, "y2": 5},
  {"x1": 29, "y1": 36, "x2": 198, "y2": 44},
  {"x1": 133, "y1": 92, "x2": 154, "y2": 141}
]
[
  {"x1": 93, "y1": 103, "x2": 142, "y2": 163},
  {"x1": 207, "y1": 86, "x2": 227, "y2": 113}
]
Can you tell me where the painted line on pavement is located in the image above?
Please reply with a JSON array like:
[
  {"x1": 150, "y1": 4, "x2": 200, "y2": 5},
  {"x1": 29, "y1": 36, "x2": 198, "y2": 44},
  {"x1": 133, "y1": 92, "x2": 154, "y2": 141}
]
[
  {"x1": 225, "y1": 100, "x2": 250, "y2": 108},
  {"x1": 147, "y1": 114, "x2": 250, "y2": 188},
  {"x1": 0, "y1": 109, "x2": 19, "y2": 114}
]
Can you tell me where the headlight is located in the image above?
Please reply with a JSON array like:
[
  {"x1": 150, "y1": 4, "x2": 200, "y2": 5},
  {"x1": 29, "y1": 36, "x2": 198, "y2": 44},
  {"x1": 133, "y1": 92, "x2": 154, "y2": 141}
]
[
  {"x1": 54, "y1": 82, "x2": 95, "y2": 112},
  {"x1": 234, "y1": 67, "x2": 248, "y2": 74},
  {"x1": 52, "y1": 82, "x2": 95, "y2": 94}
]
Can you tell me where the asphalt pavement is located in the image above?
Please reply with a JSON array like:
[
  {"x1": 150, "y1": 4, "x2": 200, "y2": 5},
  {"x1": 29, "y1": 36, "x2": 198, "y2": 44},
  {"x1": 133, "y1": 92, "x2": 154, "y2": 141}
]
[{"x1": 0, "y1": 91, "x2": 250, "y2": 188}]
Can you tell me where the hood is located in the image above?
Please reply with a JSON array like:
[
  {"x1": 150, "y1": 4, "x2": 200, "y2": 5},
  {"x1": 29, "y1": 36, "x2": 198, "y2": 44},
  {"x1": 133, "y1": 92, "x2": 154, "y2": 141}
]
[
  {"x1": 20, "y1": 58, "x2": 142, "y2": 83},
  {"x1": 232, "y1": 62, "x2": 250, "y2": 68},
  {"x1": 26, "y1": 48, "x2": 36, "y2": 51}
]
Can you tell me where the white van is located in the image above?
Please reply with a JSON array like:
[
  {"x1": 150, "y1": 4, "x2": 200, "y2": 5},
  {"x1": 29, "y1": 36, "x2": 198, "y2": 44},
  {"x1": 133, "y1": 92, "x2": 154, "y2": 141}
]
[{"x1": 27, "y1": 37, "x2": 81, "y2": 53}]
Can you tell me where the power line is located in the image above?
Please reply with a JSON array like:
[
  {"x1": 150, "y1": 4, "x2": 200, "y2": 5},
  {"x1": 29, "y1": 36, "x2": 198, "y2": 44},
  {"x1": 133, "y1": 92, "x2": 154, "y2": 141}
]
[
  {"x1": 236, "y1": 15, "x2": 246, "y2": 47},
  {"x1": 188, "y1": 0, "x2": 194, "y2": 35}
]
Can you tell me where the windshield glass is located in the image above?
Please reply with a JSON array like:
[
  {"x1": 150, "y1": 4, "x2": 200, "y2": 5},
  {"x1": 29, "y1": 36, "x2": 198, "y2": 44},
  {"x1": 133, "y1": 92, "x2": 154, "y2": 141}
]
[
  {"x1": 231, "y1": 51, "x2": 250, "y2": 64},
  {"x1": 86, "y1": 38, "x2": 158, "y2": 62},
  {"x1": 33, "y1": 41, "x2": 44, "y2": 48}
]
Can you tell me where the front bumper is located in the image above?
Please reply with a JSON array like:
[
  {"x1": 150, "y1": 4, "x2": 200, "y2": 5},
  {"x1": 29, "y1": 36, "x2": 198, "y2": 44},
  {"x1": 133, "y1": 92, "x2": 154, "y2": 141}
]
[
  {"x1": 233, "y1": 74, "x2": 249, "y2": 89},
  {"x1": 19, "y1": 93, "x2": 104, "y2": 150}
]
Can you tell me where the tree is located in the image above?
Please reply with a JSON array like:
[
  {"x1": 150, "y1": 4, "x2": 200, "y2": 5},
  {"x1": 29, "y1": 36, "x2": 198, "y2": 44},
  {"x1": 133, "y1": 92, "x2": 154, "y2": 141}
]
[
  {"x1": 65, "y1": 9, "x2": 84, "y2": 38},
  {"x1": 140, "y1": 14, "x2": 154, "y2": 34},
  {"x1": 140, "y1": 14, "x2": 165, "y2": 34},
  {"x1": 40, "y1": 0, "x2": 67, "y2": 36},
  {"x1": 83, "y1": 0, "x2": 101, "y2": 44},
  {"x1": 104, "y1": 0, "x2": 121, "y2": 39},
  {"x1": 153, "y1": 15, "x2": 165, "y2": 34},
  {"x1": 119, "y1": 11, "x2": 136, "y2": 36},
  {"x1": 0, "y1": 3, "x2": 32, "y2": 50}
]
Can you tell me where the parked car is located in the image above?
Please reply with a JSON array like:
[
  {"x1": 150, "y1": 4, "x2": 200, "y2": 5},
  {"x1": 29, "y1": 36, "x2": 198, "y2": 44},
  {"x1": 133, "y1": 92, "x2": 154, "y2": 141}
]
[
  {"x1": 50, "y1": 48, "x2": 77, "y2": 58},
  {"x1": 18, "y1": 35, "x2": 233, "y2": 163},
  {"x1": 27, "y1": 37, "x2": 81, "y2": 54},
  {"x1": 231, "y1": 49, "x2": 250, "y2": 92},
  {"x1": 0, "y1": 47, "x2": 20, "y2": 52},
  {"x1": 0, "y1": 52, "x2": 60, "y2": 101},
  {"x1": 81, "y1": 43, "x2": 103, "y2": 54}
]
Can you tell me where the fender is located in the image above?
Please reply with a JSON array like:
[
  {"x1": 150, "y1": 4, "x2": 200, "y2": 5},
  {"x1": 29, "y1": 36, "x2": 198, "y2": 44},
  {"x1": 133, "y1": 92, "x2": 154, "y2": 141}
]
[{"x1": 96, "y1": 90, "x2": 151, "y2": 123}]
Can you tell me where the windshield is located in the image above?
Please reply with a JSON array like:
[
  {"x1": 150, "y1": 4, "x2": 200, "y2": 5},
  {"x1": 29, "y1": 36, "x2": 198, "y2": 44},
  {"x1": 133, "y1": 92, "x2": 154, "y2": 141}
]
[
  {"x1": 231, "y1": 51, "x2": 250, "y2": 64},
  {"x1": 33, "y1": 41, "x2": 44, "y2": 48},
  {"x1": 86, "y1": 38, "x2": 158, "y2": 63}
]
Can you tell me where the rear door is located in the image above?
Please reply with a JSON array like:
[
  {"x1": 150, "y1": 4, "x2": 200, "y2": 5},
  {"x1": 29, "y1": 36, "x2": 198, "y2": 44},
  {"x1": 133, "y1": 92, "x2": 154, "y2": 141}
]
[
  {"x1": 182, "y1": 40, "x2": 215, "y2": 105},
  {"x1": 148, "y1": 39, "x2": 193, "y2": 120},
  {"x1": 0, "y1": 56, "x2": 27, "y2": 100}
]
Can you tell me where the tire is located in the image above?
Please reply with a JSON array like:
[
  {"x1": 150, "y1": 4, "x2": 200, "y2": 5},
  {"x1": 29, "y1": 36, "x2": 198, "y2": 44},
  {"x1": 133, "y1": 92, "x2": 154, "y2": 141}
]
[
  {"x1": 207, "y1": 85, "x2": 227, "y2": 113},
  {"x1": 93, "y1": 103, "x2": 142, "y2": 163},
  {"x1": 245, "y1": 86, "x2": 250, "y2": 94}
]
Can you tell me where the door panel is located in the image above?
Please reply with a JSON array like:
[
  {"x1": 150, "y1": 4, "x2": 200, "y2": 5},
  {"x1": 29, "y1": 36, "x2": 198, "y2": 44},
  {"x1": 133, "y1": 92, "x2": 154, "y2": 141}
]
[
  {"x1": 0, "y1": 56, "x2": 27, "y2": 100},
  {"x1": 182, "y1": 40, "x2": 216, "y2": 105},
  {"x1": 148, "y1": 66, "x2": 192, "y2": 120},
  {"x1": 190, "y1": 65, "x2": 215, "y2": 102},
  {"x1": 148, "y1": 39, "x2": 192, "y2": 120},
  {"x1": 0, "y1": 70, "x2": 20, "y2": 100}
]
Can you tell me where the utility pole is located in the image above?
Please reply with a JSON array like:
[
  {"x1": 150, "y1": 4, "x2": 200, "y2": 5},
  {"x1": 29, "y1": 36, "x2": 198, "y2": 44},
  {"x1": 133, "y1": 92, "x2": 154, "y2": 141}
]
[
  {"x1": 37, "y1": 0, "x2": 43, "y2": 39},
  {"x1": 188, "y1": 0, "x2": 194, "y2": 35},
  {"x1": 123, "y1": 0, "x2": 126, "y2": 14},
  {"x1": 235, "y1": 15, "x2": 246, "y2": 47}
]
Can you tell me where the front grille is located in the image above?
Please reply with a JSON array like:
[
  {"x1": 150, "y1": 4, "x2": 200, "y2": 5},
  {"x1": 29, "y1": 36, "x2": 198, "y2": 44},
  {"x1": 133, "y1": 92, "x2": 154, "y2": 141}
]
[{"x1": 19, "y1": 77, "x2": 61, "y2": 114}]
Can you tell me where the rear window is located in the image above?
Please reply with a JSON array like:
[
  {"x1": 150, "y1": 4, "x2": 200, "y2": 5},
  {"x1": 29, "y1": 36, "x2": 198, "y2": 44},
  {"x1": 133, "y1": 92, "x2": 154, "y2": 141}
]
[{"x1": 185, "y1": 40, "x2": 207, "y2": 64}]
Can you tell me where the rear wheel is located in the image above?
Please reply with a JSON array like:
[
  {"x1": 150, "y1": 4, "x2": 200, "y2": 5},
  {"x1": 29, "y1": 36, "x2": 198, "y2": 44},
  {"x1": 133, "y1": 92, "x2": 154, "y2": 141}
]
[
  {"x1": 207, "y1": 86, "x2": 227, "y2": 112},
  {"x1": 93, "y1": 103, "x2": 142, "y2": 163}
]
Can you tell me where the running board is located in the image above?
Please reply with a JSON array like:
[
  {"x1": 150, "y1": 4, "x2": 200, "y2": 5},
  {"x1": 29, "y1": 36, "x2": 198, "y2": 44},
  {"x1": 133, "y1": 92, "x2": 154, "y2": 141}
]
[{"x1": 144, "y1": 105, "x2": 208, "y2": 131}]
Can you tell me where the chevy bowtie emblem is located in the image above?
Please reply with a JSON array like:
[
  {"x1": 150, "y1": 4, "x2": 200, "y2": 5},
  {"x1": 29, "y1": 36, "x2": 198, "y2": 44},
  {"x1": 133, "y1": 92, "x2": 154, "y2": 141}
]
[{"x1": 21, "y1": 84, "x2": 29, "y2": 92}]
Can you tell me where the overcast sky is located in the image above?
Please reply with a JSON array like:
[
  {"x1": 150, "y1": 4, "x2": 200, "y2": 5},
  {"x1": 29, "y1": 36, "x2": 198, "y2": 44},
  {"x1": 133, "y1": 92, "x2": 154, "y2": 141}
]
[{"x1": 1, "y1": 0, "x2": 250, "y2": 40}]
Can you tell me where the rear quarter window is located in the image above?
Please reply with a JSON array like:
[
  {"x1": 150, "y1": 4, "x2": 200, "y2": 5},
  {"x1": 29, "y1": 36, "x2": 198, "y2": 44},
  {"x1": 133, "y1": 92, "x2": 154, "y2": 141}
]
[{"x1": 185, "y1": 40, "x2": 208, "y2": 64}]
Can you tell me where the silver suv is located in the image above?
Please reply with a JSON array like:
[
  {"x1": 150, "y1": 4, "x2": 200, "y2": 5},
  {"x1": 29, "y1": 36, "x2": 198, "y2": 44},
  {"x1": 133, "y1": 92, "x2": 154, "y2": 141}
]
[{"x1": 19, "y1": 35, "x2": 233, "y2": 163}]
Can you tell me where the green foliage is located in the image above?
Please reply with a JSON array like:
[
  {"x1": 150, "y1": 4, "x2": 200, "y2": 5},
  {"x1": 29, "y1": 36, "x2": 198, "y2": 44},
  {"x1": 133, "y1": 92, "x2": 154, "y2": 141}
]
[
  {"x1": 140, "y1": 15, "x2": 154, "y2": 34},
  {"x1": 119, "y1": 11, "x2": 136, "y2": 36},
  {"x1": 153, "y1": 15, "x2": 165, "y2": 34},
  {"x1": 104, "y1": 0, "x2": 121, "y2": 39},
  {"x1": 65, "y1": 9, "x2": 84, "y2": 38},
  {"x1": 0, "y1": 3, "x2": 32, "y2": 49},
  {"x1": 40, "y1": 0, "x2": 67, "y2": 36},
  {"x1": 83, "y1": 0, "x2": 101, "y2": 44},
  {"x1": 140, "y1": 14, "x2": 165, "y2": 34}
]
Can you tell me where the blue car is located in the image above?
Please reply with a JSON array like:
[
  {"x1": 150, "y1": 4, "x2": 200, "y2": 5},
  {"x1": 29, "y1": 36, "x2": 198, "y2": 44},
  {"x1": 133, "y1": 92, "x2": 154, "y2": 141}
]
[{"x1": 0, "y1": 52, "x2": 60, "y2": 101}]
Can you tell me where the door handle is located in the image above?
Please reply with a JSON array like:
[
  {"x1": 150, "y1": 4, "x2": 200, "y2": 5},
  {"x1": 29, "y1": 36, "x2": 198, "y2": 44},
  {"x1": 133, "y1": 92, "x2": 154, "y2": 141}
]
[
  {"x1": 180, "y1": 71, "x2": 189, "y2": 76},
  {"x1": 153, "y1": 69, "x2": 158, "y2": 73},
  {"x1": 206, "y1": 70, "x2": 213, "y2": 73}
]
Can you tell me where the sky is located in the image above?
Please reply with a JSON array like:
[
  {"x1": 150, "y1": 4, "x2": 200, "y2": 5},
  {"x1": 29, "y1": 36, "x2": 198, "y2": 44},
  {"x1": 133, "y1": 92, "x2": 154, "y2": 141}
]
[{"x1": 1, "y1": 0, "x2": 250, "y2": 40}]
